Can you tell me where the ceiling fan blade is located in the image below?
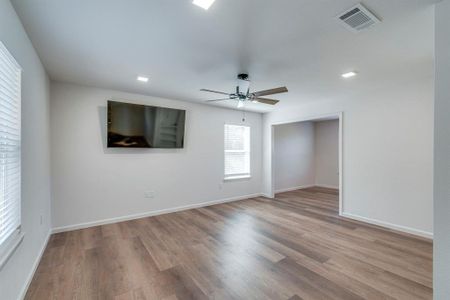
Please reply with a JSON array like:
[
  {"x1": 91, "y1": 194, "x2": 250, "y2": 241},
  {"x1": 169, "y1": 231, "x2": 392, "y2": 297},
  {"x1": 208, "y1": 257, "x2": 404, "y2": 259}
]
[
  {"x1": 254, "y1": 97, "x2": 280, "y2": 105},
  {"x1": 200, "y1": 89, "x2": 230, "y2": 96},
  {"x1": 205, "y1": 98, "x2": 231, "y2": 102},
  {"x1": 252, "y1": 86, "x2": 288, "y2": 97}
]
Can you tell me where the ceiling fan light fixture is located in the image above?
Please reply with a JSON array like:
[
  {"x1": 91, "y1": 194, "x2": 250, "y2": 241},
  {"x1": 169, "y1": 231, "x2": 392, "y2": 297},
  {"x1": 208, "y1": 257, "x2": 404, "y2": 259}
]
[
  {"x1": 237, "y1": 78, "x2": 250, "y2": 95},
  {"x1": 192, "y1": 0, "x2": 215, "y2": 10}
]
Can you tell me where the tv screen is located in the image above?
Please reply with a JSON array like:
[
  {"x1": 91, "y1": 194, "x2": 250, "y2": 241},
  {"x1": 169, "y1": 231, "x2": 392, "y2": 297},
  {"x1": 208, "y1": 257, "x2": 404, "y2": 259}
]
[{"x1": 107, "y1": 101, "x2": 186, "y2": 148}]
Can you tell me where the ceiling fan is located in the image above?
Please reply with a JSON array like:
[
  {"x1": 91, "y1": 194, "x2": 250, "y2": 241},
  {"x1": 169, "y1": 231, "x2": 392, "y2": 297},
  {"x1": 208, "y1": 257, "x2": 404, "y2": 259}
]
[{"x1": 201, "y1": 74, "x2": 288, "y2": 108}]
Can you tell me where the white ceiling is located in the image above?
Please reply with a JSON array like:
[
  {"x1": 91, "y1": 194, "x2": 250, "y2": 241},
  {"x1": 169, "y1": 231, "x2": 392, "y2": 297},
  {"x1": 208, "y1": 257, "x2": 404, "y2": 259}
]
[{"x1": 12, "y1": 0, "x2": 436, "y2": 113}]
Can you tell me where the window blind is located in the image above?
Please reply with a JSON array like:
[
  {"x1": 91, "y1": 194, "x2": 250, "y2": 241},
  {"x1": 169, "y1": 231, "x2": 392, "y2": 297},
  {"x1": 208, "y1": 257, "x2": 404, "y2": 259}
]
[
  {"x1": 224, "y1": 124, "x2": 250, "y2": 178},
  {"x1": 0, "y1": 42, "x2": 21, "y2": 248}
]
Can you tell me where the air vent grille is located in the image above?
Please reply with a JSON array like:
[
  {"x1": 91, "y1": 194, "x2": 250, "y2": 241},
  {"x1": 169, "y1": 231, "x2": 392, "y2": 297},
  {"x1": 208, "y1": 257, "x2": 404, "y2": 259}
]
[{"x1": 337, "y1": 3, "x2": 381, "y2": 33}]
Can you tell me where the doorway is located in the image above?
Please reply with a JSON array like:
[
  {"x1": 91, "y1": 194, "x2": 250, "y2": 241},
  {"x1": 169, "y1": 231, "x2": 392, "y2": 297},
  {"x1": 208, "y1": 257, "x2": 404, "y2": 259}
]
[{"x1": 271, "y1": 113, "x2": 343, "y2": 215}]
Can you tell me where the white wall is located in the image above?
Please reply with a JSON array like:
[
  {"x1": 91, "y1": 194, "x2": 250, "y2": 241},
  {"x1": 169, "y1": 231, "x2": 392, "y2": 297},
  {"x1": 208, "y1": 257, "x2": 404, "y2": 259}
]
[
  {"x1": 263, "y1": 78, "x2": 434, "y2": 237},
  {"x1": 314, "y1": 120, "x2": 339, "y2": 188},
  {"x1": 0, "y1": 1, "x2": 52, "y2": 299},
  {"x1": 434, "y1": 1, "x2": 450, "y2": 298},
  {"x1": 273, "y1": 122, "x2": 315, "y2": 192},
  {"x1": 50, "y1": 82, "x2": 262, "y2": 230}
]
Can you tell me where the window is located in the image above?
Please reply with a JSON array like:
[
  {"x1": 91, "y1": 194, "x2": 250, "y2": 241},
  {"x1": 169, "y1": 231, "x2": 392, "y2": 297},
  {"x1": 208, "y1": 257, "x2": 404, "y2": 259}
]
[
  {"x1": 224, "y1": 124, "x2": 250, "y2": 180},
  {"x1": 0, "y1": 42, "x2": 21, "y2": 251}
]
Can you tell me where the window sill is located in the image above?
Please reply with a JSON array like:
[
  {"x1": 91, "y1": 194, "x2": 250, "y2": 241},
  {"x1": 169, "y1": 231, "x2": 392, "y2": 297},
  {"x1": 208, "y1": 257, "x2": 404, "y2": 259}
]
[
  {"x1": 0, "y1": 231, "x2": 25, "y2": 271},
  {"x1": 224, "y1": 175, "x2": 252, "y2": 181}
]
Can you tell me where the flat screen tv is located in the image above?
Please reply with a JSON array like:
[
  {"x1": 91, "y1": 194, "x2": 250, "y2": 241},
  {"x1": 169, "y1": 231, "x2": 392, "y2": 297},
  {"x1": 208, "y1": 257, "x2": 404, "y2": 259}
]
[{"x1": 107, "y1": 100, "x2": 186, "y2": 148}]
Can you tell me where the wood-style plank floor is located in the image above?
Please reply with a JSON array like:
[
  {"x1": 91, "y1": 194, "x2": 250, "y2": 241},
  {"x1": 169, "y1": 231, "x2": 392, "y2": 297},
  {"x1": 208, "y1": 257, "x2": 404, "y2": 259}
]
[{"x1": 25, "y1": 187, "x2": 432, "y2": 300}]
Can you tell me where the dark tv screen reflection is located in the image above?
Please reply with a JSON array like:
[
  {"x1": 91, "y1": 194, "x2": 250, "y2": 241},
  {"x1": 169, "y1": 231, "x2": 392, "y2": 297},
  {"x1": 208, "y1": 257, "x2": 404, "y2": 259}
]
[{"x1": 107, "y1": 101, "x2": 186, "y2": 148}]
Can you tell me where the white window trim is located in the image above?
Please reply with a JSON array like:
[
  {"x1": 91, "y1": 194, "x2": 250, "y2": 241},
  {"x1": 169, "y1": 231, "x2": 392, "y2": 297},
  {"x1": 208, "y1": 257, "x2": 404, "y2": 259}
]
[
  {"x1": 0, "y1": 41, "x2": 23, "y2": 271},
  {"x1": 223, "y1": 174, "x2": 252, "y2": 181},
  {"x1": 0, "y1": 228, "x2": 24, "y2": 270},
  {"x1": 224, "y1": 123, "x2": 251, "y2": 181}
]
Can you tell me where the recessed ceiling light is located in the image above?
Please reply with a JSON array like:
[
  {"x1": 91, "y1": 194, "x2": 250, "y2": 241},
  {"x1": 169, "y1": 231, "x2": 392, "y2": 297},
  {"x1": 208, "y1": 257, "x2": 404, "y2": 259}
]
[
  {"x1": 341, "y1": 71, "x2": 357, "y2": 78},
  {"x1": 137, "y1": 76, "x2": 149, "y2": 82},
  {"x1": 192, "y1": 0, "x2": 215, "y2": 10}
]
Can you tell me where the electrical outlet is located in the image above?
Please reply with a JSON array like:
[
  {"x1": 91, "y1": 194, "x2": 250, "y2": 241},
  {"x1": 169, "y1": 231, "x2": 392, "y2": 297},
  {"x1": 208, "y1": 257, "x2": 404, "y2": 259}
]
[{"x1": 144, "y1": 191, "x2": 155, "y2": 198}]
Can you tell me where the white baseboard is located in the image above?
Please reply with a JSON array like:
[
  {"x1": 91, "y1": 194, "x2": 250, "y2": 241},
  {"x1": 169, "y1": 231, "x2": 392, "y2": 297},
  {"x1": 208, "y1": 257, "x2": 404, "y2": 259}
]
[
  {"x1": 19, "y1": 229, "x2": 51, "y2": 300},
  {"x1": 315, "y1": 184, "x2": 339, "y2": 190},
  {"x1": 275, "y1": 184, "x2": 315, "y2": 194},
  {"x1": 341, "y1": 212, "x2": 433, "y2": 240},
  {"x1": 275, "y1": 184, "x2": 340, "y2": 194},
  {"x1": 52, "y1": 193, "x2": 263, "y2": 234},
  {"x1": 260, "y1": 193, "x2": 273, "y2": 198}
]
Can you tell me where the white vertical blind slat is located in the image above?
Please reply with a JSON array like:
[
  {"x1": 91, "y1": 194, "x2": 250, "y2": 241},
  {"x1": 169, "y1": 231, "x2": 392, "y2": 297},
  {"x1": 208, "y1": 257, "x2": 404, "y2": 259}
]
[{"x1": 0, "y1": 41, "x2": 21, "y2": 247}]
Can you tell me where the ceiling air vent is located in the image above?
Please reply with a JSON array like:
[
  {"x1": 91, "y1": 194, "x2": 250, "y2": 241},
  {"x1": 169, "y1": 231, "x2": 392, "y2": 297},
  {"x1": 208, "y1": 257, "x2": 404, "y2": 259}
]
[{"x1": 337, "y1": 3, "x2": 381, "y2": 33}]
